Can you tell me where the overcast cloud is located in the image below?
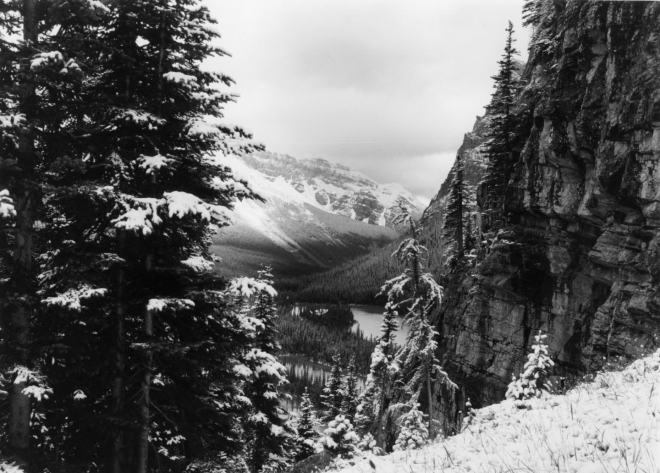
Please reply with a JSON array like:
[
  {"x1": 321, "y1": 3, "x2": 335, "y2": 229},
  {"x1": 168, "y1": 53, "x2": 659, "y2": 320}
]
[{"x1": 205, "y1": 1, "x2": 530, "y2": 199}]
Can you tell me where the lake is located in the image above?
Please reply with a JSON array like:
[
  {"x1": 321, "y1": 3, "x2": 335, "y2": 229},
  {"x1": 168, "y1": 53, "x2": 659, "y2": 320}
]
[
  {"x1": 350, "y1": 304, "x2": 409, "y2": 343},
  {"x1": 281, "y1": 304, "x2": 410, "y2": 412}
]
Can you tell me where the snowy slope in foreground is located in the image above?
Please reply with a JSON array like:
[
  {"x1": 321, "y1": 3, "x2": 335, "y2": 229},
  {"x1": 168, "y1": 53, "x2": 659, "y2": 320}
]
[{"x1": 332, "y1": 351, "x2": 660, "y2": 473}]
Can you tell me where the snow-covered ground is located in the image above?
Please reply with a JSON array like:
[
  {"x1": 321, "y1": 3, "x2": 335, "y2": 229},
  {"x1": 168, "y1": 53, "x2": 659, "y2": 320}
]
[{"x1": 331, "y1": 350, "x2": 660, "y2": 473}]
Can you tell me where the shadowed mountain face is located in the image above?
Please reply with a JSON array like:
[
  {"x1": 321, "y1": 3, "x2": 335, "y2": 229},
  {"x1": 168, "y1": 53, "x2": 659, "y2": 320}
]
[{"x1": 212, "y1": 152, "x2": 426, "y2": 277}]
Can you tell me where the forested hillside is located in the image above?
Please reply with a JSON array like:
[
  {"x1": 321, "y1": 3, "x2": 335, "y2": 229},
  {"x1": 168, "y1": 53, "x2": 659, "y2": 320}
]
[{"x1": 279, "y1": 241, "x2": 402, "y2": 303}]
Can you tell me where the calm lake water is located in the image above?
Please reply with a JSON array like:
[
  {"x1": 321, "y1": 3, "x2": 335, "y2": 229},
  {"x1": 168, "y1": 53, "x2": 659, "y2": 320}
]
[
  {"x1": 350, "y1": 304, "x2": 409, "y2": 342},
  {"x1": 282, "y1": 304, "x2": 410, "y2": 412}
]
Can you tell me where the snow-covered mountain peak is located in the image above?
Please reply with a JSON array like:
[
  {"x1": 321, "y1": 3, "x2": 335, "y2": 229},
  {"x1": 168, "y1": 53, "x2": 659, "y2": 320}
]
[
  {"x1": 212, "y1": 151, "x2": 425, "y2": 276},
  {"x1": 236, "y1": 151, "x2": 426, "y2": 227}
]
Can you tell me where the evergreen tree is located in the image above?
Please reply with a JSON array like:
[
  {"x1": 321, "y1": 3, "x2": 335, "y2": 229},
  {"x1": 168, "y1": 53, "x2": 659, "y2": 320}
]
[
  {"x1": 321, "y1": 415, "x2": 358, "y2": 459},
  {"x1": 380, "y1": 203, "x2": 456, "y2": 440},
  {"x1": 393, "y1": 403, "x2": 428, "y2": 451},
  {"x1": 482, "y1": 21, "x2": 521, "y2": 232},
  {"x1": 320, "y1": 354, "x2": 344, "y2": 421},
  {"x1": 506, "y1": 330, "x2": 555, "y2": 401},
  {"x1": 354, "y1": 303, "x2": 399, "y2": 434},
  {"x1": 340, "y1": 357, "x2": 359, "y2": 422},
  {"x1": 444, "y1": 153, "x2": 465, "y2": 259},
  {"x1": 1, "y1": 1, "x2": 264, "y2": 471},
  {"x1": 0, "y1": 1, "x2": 117, "y2": 468},
  {"x1": 294, "y1": 388, "x2": 319, "y2": 462},
  {"x1": 228, "y1": 271, "x2": 292, "y2": 473}
]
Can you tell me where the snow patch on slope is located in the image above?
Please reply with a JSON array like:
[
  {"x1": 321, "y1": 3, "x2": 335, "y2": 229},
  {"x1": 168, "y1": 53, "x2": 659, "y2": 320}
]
[{"x1": 331, "y1": 350, "x2": 660, "y2": 473}]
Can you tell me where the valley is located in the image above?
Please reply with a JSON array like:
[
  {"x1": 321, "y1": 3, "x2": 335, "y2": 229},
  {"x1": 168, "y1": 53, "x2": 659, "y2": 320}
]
[
  {"x1": 212, "y1": 152, "x2": 426, "y2": 278},
  {"x1": 2, "y1": 2, "x2": 658, "y2": 473}
]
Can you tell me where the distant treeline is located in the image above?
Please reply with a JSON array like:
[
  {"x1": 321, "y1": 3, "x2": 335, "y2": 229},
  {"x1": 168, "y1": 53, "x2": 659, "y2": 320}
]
[
  {"x1": 291, "y1": 302, "x2": 355, "y2": 328},
  {"x1": 277, "y1": 241, "x2": 405, "y2": 304},
  {"x1": 275, "y1": 308, "x2": 377, "y2": 373}
]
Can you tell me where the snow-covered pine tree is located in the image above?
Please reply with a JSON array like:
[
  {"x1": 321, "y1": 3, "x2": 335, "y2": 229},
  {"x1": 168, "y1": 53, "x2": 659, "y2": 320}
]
[
  {"x1": 0, "y1": 1, "x2": 116, "y2": 468},
  {"x1": 320, "y1": 354, "x2": 344, "y2": 421},
  {"x1": 228, "y1": 271, "x2": 292, "y2": 473},
  {"x1": 506, "y1": 330, "x2": 555, "y2": 401},
  {"x1": 481, "y1": 21, "x2": 522, "y2": 233},
  {"x1": 1, "y1": 1, "x2": 262, "y2": 471},
  {"x1": 0, "y1": 1, "x2": 43, "y2": 466},
  {"x1": 380, "y1": 203, "x2": 456, "y2": 440},
  {"x1": 354, "y1": 303, "x2": 399, "y2": 434},
  {"x1": 321, "y1": 415, "x2": 358, "y2": 459},
  {"x1": 294, "y1": 388, "x2": 319, "y2": 462},
  {"x1": 392, "y1": 403, "x2": 428, "y2": 451},
  {"x1": 340, "y1": 357, "x2": 359, "y2": 422},
  {"x1": 86, "y1": 2, "x2": 262, "y2": 470},
  {"x1": 444, "y1": 152, "x2": 465, "y2": 260}
]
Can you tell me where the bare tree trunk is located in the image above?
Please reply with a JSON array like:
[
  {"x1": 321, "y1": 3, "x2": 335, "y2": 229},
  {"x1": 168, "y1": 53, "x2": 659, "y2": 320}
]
[
  {"x1": 426, "y1": 373, "x2": 435, "y2": 439},
  {"x1": 8, "y1": 1, "x2": 37, "y2": 467},
  {"x1": 136, "y1": 308, "x2": 153, "y2": 473},
  {"x1": 111, "y1": 233, "x2": 126, "y2": 473},
  {"x1": 136, "y1": 255, "x2": 154, "y2": 473}
]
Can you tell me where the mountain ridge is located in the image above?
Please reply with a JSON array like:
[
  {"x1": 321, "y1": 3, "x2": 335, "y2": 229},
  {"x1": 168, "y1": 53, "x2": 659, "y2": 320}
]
[{"x1": 212, "y1": 151, "x2": 426, "y2": 277}]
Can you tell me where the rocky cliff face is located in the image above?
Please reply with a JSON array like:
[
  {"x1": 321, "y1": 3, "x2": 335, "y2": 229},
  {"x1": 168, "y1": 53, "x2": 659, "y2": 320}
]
[{"x1": 436, "y1": 1, "x2": 660, "y2": 405}]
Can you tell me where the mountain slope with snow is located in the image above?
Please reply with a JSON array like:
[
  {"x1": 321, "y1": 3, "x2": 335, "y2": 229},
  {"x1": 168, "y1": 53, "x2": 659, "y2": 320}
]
[
  {"x1": 240, "y1": 152, "x2": 427, "y2": 225},
  {"x1": 213, "y1": 152, "x2": 425, "y2": 276},
  {"x1": 329, "y1": 350, "x2": 660, "y2": 473}
]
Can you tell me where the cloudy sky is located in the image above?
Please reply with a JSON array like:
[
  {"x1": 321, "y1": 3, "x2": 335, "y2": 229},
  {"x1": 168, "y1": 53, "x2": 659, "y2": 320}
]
[{"x1": 205, "y1": 1, "x2": 529, "y2": 199}]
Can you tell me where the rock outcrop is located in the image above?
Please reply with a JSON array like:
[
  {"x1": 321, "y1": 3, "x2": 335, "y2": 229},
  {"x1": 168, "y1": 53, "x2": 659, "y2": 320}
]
[{"x1": 435, "y1": 1, "x2": 660, "y2": 405}]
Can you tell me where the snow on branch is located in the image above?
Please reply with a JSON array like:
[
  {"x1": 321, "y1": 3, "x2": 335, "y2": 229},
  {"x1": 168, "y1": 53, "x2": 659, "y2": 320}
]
[
  {"x1": 244, "y1": 348, "x2": 287, "y2": 379},
  {"x1": 379, "y1": 273, "x2": 412, "y2": 302},
  {"x1": 163, "y1": 71, "x2": 198, "y2": 86},
  {"x1": 187, "y1": 119, "x2": 223, "y2": 139},
  {"x1": 138, "y1": 154, "x2": 173, "y2": 174},
  {"x1": 181, "y1": 255, "x2": 215, "y2": 272},
  {"x1": 30, "y1": 51, "x2": 80, "y2": 75},
  {"x1": 7, "y1": 366, "x2": 52, "y2": 402},
  {"x1": 227, "y1": 277, "x2": 278, "y2": 299},
  {"x1": 85, "y1": 0, "x2": 110, "y2": 12},
  {"x1": 42, "y1": 285, "x2": 108, "y2": 311},
  {"x1": 113, "y1": 192, "x2": 228, "y2": 234},
  {"x1": 30, "y1": 51, "x2": 63, "y2": 70},
  {"x1": 0, "y1": 462, "x2": 24, "y2": 473},
  {"x1": 0, "y1": 189, "x2": 16, "y2": 219},
  {"x1": 112, "y1": 196, "x2": 163, "y2": 235},
  {"x1": 393, "y1": 237, "x2": 428, "y2": 263},
  {"x1": 164, "y1": 191, "x2": 213, "y2": 220},
  {"x1": 112, "y1": 108, "x2": 165, "y2": 130},
  {"x1": 0, "y1": 114, "x2": 25, "y2": 129},
  {"x1": 147, "y1": 298, "x2": 195, "y2": 313},
  {"x1": 420, "y1": 272, "x2": 444, "y2": 305}
]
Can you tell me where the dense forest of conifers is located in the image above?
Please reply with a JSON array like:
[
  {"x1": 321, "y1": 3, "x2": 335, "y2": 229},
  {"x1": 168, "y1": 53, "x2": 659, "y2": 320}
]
[
  {"x1": 275, "y1": 309, "x2": 376, "y2": 374},
  {"x1": 278, "y1": 242, "x2": 405, "y2": 304}
]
